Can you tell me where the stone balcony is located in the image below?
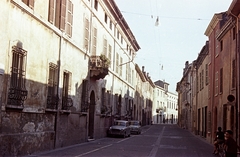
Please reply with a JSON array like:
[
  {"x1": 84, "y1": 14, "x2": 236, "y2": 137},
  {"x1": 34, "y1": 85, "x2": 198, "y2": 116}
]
[{"x1": 90, "y1": 55, "x2": 109, "y2": 80}]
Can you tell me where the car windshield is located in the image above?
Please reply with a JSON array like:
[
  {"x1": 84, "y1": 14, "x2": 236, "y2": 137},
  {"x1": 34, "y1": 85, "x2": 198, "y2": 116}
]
[
  {"x1": 114, "y1": 121, "x2": 126, "y2": 126},
  {"x1": 130, "y1": 121, "x2": 139, "y2": 125}
]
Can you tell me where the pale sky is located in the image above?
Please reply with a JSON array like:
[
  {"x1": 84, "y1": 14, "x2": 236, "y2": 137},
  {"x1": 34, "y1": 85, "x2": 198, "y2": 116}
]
[{"x1": 114, "y1": 0, "x2": 232, "y2": 92}]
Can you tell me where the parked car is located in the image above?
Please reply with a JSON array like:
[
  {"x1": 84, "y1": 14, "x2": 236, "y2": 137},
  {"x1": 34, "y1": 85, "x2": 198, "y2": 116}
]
[
  {"x1": 129, "y1": 120, "x2": 142, "y2": 134},
  {"x1": 107, "y1": 120, "x2": 131, "y2": 138}
]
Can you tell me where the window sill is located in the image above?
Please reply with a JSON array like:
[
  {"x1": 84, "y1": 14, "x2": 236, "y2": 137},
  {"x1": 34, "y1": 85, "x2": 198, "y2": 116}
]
[{"x1": 6, "y1": 105, "x2": 24, "y2": 110}]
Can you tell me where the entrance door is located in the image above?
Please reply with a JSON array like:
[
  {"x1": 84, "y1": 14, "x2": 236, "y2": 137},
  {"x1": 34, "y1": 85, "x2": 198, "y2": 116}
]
[{"x1": 88, "y1": 91, "x2": 95, "y2": 139}]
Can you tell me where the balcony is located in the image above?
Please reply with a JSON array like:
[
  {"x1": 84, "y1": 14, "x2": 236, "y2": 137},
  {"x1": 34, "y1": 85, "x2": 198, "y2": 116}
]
[{"x1": 90, "y1": 55, "x2": 110, "y2": 80}]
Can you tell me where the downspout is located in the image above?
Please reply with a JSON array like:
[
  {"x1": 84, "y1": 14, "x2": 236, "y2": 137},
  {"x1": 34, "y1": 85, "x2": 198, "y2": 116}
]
[
  {"x1": 111, "y1": 21, "x2": 117, "y2": 123},
  {"x1": 54, "y1": 35, "x2": 62, "y2": 148},
  {"x1": 230, "y1": 12, "x2": 239, "y2": 144}
]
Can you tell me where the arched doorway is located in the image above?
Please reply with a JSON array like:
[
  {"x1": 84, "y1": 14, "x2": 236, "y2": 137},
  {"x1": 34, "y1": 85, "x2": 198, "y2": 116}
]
[{"x1": 88, "y1": 91, "x2": 95, "y2": 139}]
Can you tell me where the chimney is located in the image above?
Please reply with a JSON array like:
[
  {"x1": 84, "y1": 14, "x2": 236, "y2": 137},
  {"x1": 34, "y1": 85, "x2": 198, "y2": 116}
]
[{"x1": 142, "y1": 66, "x2": 145, "y2": 72}]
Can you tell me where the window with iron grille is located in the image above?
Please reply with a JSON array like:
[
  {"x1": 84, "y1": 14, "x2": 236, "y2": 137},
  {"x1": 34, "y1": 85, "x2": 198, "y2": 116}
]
[
  {"x1": 7, "y1": 45, "x2": 28, "y2": 107},
  {"x1": 81, "y1": 79, "x2": 88, "y2": 112},
  {"x1": 48, "y1": 0, "x2": 73, "y2": 37},
  {"x1": 62, "y1": 71, "x2": 73, "y2": 110},
  {"x1": 47, "y1": 63, "x2": 58, "y2": 109},
  {"x1": 22, "y1": 0, "x2": 34, "y2": 9}
]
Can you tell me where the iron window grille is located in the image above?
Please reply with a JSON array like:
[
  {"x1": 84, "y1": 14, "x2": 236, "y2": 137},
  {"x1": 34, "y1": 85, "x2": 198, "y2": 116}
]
[
  {"x1": 7, "y1": 46, "x2": 28, "y2": 107},
  {"x1": 62, "y1": 71, "x2": 73, "y2": 110},
  {"x1": 47, "y1": 63, "x2": 59, "y2": 109}
]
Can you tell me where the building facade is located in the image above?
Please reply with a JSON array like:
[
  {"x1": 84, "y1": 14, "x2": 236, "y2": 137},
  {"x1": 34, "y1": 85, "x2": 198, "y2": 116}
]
[
  {"x1": 177, "y1": 0, "x2": 240, "y2": 145},
  {"x1": 153, "y1": 80, "x2": 178, "y2": 124},
  {"x1": 0, "y1": 0, "x2": 156, "y2": 156}
]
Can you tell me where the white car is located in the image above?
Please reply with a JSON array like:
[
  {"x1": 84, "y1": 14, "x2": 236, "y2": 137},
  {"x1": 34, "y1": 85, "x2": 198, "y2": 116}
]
[
  {"x1": 129, "y1": 120, "x2": 142, "y2": 134},
  {"x1": 107, "y1": 120, "x2": 131, "y2": 138}
]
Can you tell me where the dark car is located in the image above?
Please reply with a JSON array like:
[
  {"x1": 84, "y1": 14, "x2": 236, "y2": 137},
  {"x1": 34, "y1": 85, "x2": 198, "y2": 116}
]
[
  {"x1": 129, "y1": 120, "x2": 141, "y2": 134},
  {"x1": 107, "y1": 120, "x2": 131, "y2": 138}
]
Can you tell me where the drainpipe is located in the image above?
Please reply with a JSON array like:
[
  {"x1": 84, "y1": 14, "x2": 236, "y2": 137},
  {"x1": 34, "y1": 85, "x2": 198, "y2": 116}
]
[
  {"x1": 54, "y1": 34, "x2": 62, "y2": 148},
  {"x1": 230, "y1": 12, "x2": 239, "y2": 144}
]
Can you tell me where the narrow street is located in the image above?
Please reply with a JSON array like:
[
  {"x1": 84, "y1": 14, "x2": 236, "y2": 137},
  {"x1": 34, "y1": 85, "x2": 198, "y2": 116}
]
[{"x1": 28, "y1": 124, "x2": 214, "y2": 157}]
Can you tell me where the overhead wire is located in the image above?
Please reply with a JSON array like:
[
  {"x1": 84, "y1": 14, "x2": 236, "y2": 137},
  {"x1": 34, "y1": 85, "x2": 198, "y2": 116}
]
[{"x1": 120, "y1": 11, "x2": 209, "y2": 21}]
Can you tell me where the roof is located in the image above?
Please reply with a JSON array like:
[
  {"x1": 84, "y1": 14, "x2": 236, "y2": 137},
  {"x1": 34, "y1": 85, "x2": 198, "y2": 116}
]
[
  {"x1": 228, "y1": 0, "x2": 240, "y2": 16},
  {"x1": 104, "y1": 0, "x2": 141, "y2": 51},
  {"x1": 154, "y1": 80, "x2": 169, "y2": 88}
]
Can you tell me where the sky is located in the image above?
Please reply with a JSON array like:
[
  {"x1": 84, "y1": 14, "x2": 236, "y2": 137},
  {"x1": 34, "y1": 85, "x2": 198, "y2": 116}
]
[{"x1": 114, "y1": 0, "x2": 233, "y2": 92}]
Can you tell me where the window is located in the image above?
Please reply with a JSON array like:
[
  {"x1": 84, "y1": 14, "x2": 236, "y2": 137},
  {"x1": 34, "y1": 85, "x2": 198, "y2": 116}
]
[
  {"x1": 109, "y1": 20, "x2": 112, "y2": 30},
  {"x1": 84, "y1": 18, "x2": 90, "y2": 50},
  {"x1": 126, "y1": 63, "x2": 129, "y2": 81},
  {"x1": 108, "y1": 45, "x2": 112, "y2": 67},
  {"x1": 220, "y1": 40, "x2": 223, "y2": 51},
  {"x1": 205, "y1": 64, "x2": 208, "y2": 85},
  {"x1": 47, "y1": 63, "x2": 58, "y2": 109},
  {"x1": 62, "y1": 71, "x2": 72, "y2": 110},
  {"x1": 120, "y1": 57, "x2": 122, "y2": 76},
  {"x1": 92, "y1": 27, "x2": 97, "y2": 55},
  {"x1": 215, "y1": 71, "x2": 218, "y2": 95},
  {"x1": 201, "y1": 69, "x2": 204, "y2": 89},
  {"x1": 101, "y1": 88, "x2": 106, "y2": 114},
  {"x1": 232, "y1": 59, "x2": 236, "y2": 88},
  {"x1": 48, "y1": 0, "x2": 73, "y2": 37},
  {"x1": 121, "y1": 36, "x2": 123, "y2": 44},
  {"x1": 103, "y1": 38, "x2": 107, "y2": 56},
  {"x1": 94, "y1": 0, "x2": 98, "y2": 10},
  {"x1": 8, "y1": 45, "x2": 28, "y2": 107},
  {"x1": 199, "y1": 72, "x2": 202, "y2": 90},
  {"x1": 117, "y1": 30, "x2": 119, "y2": 39},
  {"x1": 22, "y1": 0, "x2": 34, "y2": 9},
  {"x1": 233, "y1": 27, "x2": 236, "y2": 40},
  {"x1": 116, "y1": 53, "x2": 119, "y2": 73},
  {"x1": 220, "y1": 68, "x2": 223, "y2": 93},
  {"x1": 81, "y1": 80, "x2": 88, "y2": 112},
  {"x1": 104, "y1": 13, "x2": 108, "y2": 23}
]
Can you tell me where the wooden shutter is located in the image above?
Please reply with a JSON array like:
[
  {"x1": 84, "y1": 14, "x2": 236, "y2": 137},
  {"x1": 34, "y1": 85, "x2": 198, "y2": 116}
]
[
  {"x1": 84, "y1": 18, "x2": 90, "y2": 49},
  {"x1": 29, "y1": 0, "x2": 34, "y2": 9},
  {"x1": 48, "y1": 0, "x2": 55, "y2": 24},
  {"x1": 66, "y1": 0, "x2": 73, "y2": 37},
  {"x1": 103, "y1": 39, "x2": 107, "y2": 56},
  {"x1": 60, "y1": 0, "x2": 66, "y2": 31},
  {"x1": 68, "y1": 72, "x2": 72, "y2": 95},
  {"x1": 92, "y1": 28, "x2": 97, "y2": 55}
]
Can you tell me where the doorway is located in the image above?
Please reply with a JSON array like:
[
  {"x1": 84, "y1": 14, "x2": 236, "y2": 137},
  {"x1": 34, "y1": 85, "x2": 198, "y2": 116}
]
[{"x1": 88, "y1": 91, "x2": 95, "y2": 139}]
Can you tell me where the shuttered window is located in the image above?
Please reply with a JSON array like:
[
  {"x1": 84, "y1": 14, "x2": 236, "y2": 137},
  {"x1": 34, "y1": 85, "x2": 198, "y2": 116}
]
[
  {"x1": 84, "y1": 18, "x2": 90, "y2": 50},
  {"x1": 220, "y1": 68, "x2": 223, "y2": 93},
  {"x1": 116, "y1": 53, "x2": 119, "y2": 73},
  {"x1": 103, "y1": 39, "x2": 107, "y2": 56},
  {"x1": 22, "y1": 0, "x2": 34, "y2": 9},
  {"x1": 92, "y1": 28, "x2": 97, "y2": 55},
  {"x1": 48, "y1": 0, "x2": 73, "y2": 37},
  {"x1": 120, "y1": 57, "x2": 122, "y2": 77},
  {"x1": 66, "y1": 0, "x2": 73, "y2": 37}
]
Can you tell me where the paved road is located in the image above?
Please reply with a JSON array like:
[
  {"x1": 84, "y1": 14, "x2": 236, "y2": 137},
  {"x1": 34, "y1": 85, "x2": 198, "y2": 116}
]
[{"x1": 28, "y1": 124, "x2": 215, "y2": 157}]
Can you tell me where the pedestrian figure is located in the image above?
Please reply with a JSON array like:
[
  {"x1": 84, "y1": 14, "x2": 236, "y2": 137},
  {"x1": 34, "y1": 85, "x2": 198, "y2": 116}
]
[
  {"x1": 224, "y1": 130, "x2": 240, "y2": 157},
  {"x1": 213, "y1": 127, "x2": 225, "y2": 155}
]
